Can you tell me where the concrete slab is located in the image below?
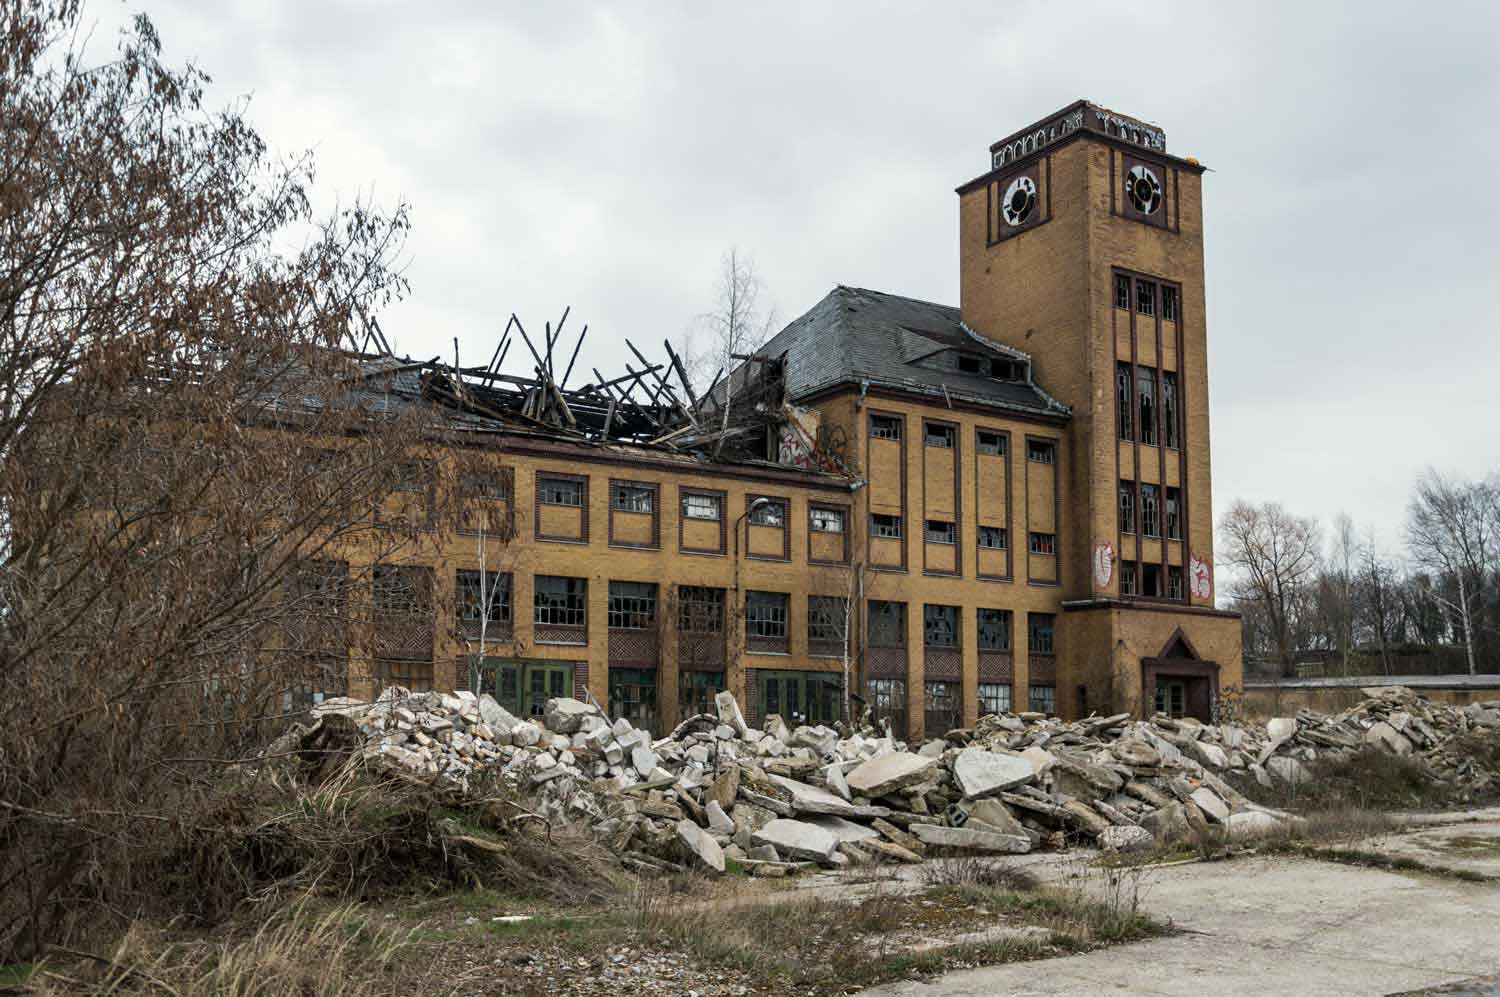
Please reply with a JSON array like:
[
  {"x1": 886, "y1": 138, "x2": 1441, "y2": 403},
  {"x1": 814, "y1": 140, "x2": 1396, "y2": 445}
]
[{"x1": 858, "y1": 853, "x2": 1500, "y2": 996}]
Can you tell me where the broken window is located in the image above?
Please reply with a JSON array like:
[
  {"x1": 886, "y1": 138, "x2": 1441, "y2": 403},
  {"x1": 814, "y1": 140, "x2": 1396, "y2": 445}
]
[
  {"x1": 809, "y1": 507, "x2": 845, "y2": 533},
  {"x1": 979, "y1": 683, "x2": 1012, "y2": 716},
  {"x1": 1119, "y1": 481, "x2": 1136, "y2": 534},
  {"x1": 1162, "y1": 372, "x2": 1179, "y2": 449},
  {"x1": 990, "y1": 358, "x2": 1023, "y2": 381},
  {"x1": 607, "y1": 581, "x2": 657, "y2": 630},
  {"x1": 609, "y1": 668, "x2": 658, "y2": 733},
  {"x1": 537, "y1": 475, "x2": 584, "y2": 507},
  {"x1": 1114, "y1": 273, "x2": 1131, "y2": 309},
  {"x1": 978, "y1": 525, "x2": 1007, "y2": 550},
  {"x1": 869, "y1": 414, "x2": 902, "y2": 441},
  {"x1": 1161, "y1": 285, "x2": 1178, "y2": 322},
  {"x1": 868, "y1": 601, "x2": 906, "y2": 646},
  {"x1": 1029, "y1": 532, "x2": 1056, "y2": 555},
  {"x1": 1166, "y1": 486, "x2": 1182, "y2": 539},
  {"x1": 1026, "y1": 440, "x2": 1055, "y2": 464},
  {"x1": 925, "y1": 423, "x2": 955, "y2": 448},
  {"x1": 682, "y1": 492, "x2": 721, "y2": 521},
  {"x1": 1136, "y1": 279, "x2": 1155, "y2": 316},
  {"x1": 957, "y1": 353, "x2": 983, "y2": 374},
  {"x1": 1120, "y1": 559, "x2": 1138, "y2": 595},
  {"x1": 1168, "y1": 565, "x2": 1185, "y2": 600},
  {"x1": 1142, "y1": 563, "x2": 1163, "y2": 598},
  {"x1": 456, "y1": 570, "x2": 512, "y2": 634},
  {"x1": 977, "y1": 608, "x2": 1011, "y2": 651},
  {"x1": 1141, "y1": 484, "x2": 1161, "y2": 538},
  {"x1": 748, "y1": 498, "x2": 787, "y2": 527},
  {"x1": 746, "y1": 591, "x2": 789, "y2": 649},
  {"x1": 923, "y1": 604, "x2": 959, "y2": 647},
  {"x1": 871, "y1": 514, "x2": 903, "y2": 539},
  {"x1": 1117, "y1": 363, "x2": 1133, "y2": 440},
  {"x1": 807, "y1": 596, "x2": 847, "y2": 656},
  {"x1": 924, "y1": 519, "x2": 956, "y2": 544},
  {"x1": 611, "y1": 483, "x2": 654, "y2": 513},
  {"x1": 1029, "y1": 684, "x2": 1056, "y2": 714},
  {"x1": 678, "y1": 585, "x2": 725, "y2": 634},
  {"x1": 1136, "y1": 368, "x2": 1157, "y2": 446},
  {"x1": 976, "y1": 430, "x2": 1006, "y2": 456},
  {"x1": 924, "y1": 681, "x2": 961, "y2": 732},
  {"x1": 534, "y1": 575, "x2": 587, "y2": 629},
  {"x1": 1028, "y1": 613, "x2": 1055, "y2": 655}
]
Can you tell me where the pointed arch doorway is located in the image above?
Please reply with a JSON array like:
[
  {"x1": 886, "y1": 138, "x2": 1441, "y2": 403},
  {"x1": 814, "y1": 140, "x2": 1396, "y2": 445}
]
[{"x1": 1141, "y1": 629, "x2": 1220, "y2": 721}]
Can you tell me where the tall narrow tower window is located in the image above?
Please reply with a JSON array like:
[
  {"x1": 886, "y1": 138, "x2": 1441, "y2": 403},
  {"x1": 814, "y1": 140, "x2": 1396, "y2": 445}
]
[
  {"x1": 1136, "y1": 368, "x2": 1157, "y2": 446},
  {"x1": 1116, "y1": 363, "x2": 1133, "y2": 440}
]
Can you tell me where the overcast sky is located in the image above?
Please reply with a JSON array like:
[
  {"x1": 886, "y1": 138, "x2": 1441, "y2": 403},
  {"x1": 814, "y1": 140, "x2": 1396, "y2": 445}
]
[{"x1": 102, "y1": 1, "x2": 1500, "y2": 561}]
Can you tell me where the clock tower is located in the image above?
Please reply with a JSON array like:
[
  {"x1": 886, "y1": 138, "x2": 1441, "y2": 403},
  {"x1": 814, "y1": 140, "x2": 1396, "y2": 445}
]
[{"x1": 955, "y1": 100, "x2": 1239, "y2": 718}]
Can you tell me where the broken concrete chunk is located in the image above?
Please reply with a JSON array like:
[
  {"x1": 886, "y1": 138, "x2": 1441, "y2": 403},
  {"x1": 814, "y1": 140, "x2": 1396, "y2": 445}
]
[
  {"x1": 846, "y1": 751, "x2": 938, "y2": 797},
  {"x1": 952, "y1": 747, "x2": 1035, "y2": 799},
  {"x1": 909, "y1": 823, "x2": 1031, "y2": 854},
  {"x1": 1188, "y1": 787, "x2": 1229, "y2": 823},
  {"x1": 1099, "y1": 825, "x2": 1154, "y2": 853},
  {"x1": 751, "y1": 818, "x2": 839, "y2": 863},
  {"x1": 675, "y1": 819, "x2": 726, "y2": 873},
  {"x1": 715, "y1": 690, "x2": 750, "y2": 738}
]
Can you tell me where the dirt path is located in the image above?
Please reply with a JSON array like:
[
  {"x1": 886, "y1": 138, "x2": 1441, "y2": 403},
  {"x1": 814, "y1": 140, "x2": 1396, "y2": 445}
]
[{"x1": 858, "y1": 822, "x2": 1500, "y2": 997}]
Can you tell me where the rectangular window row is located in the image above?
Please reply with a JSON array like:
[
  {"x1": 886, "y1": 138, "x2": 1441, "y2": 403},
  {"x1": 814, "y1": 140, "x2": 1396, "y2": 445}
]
[
  {"x1": 868, "y1": 414, "x2": 1051, "y2": 465},
  {"x1": 869, "y1": 515, "x2": 1049, "y2": 557},
  {"x1": 1116, "y1": 363, "x2": 1180, "y2": 448},
  {"x1": 1119, "y1": 560, "x2": 1186, "y2": 601},
  {"x1": 1114, "y1": 273, "x2": 1179, "y2": 322},
  {"x1": 1117, "y1": 481, "x2": 1182, "y2": 539}
]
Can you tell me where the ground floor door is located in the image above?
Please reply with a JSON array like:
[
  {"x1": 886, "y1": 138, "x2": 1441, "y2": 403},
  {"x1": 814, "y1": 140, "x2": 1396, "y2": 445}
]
[
  {"x1": 471, "y1": 657, "x2": 573, "y2": 719},
  {"x1": 923, "y1": 680, "x2": 962, "y2": 738},
  {"x1": 679, "y1": 670, "x2": 726, "y2": 720},
  {"x1": 608, "y1": 667, "x2": 659, "y2": 737},
  {"x1": 1154, "y1": 678, "x2": 1187, "y2": 718},
  {"x1": 756, "y1": 670, "x2": 842, "y2": 727}
]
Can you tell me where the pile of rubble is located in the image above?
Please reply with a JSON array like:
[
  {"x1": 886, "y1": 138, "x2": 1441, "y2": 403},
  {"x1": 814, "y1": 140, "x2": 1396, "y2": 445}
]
[{"x1": 297, "y1": 684, "x2": 1500, "y2": 876}]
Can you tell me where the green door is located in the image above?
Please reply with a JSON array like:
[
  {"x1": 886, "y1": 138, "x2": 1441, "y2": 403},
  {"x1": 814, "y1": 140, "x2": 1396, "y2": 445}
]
[
  {"x1": 756, "y1": 670, "x2": 842, "y2": 726},
  {"x1": 471, "y1": 658, "x2": 572, "y2": 718}
]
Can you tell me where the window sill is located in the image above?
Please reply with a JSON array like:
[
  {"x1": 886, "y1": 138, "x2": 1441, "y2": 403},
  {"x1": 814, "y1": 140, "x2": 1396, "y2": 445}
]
[
  {"x1": 536, "y1": 639, "x2": 588, "y2": 647},
  {"x1": 537, "y1": 536, "x2": 589, "y2": 545},
  {"x1": 609, "y1": 543, "x2": 662, "y2": 551}
]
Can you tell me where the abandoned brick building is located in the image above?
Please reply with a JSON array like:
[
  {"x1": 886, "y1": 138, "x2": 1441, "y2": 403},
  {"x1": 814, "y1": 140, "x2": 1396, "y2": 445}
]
[{"x1": 317, "y1": 101, "x2": 1242, "y2": 738}]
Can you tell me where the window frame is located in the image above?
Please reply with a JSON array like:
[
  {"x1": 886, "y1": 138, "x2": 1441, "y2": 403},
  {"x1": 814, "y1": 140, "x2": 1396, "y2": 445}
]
[
  {"x1": 922, "y1": 604, "x2": 960, "y2": 648},
  {"x1": 978, "y1": 682, "x2": 1012, "y2": 716},
  {"x1": 871, "y1": 513, "x2": 903, "y2": 540},
  {"x1": 1028, "y1": 531, "x2": 1057, "y2": 556},
  {"x1": 978, "y1": 525, "x2": 1008, "y2": 550},
  {"x1": 1027, "y1": 613, "x2": 1056, "y2": 655},
  {"x1": 1026, "y1": 439, "x2": 1055, "y2": 464},
  {"x1": 607, "y1": 580, "x2": 658, "y2": 631},
  {"x1": 976, "y1": 429, "x2": 1007, "y2": 456},
  {"x1": 456, "y1": 569, "x2": 513, "y2": 632},
  {"x1": 533, "y1": 575, "x2": 588, "y2": 635},
  {"x1": 1141, "y1": 483, "x2": 1161, "y2": 539},
  {"x1": 869, "y1": 414, "x2": 902, "y2": 441},
  {"x1": 924, "y1": 421, "x2": 956, "y2": 449},
  {"x1": 745, "y1": 590, "x2": 791, "y2": 650},
  {"x1": 610, "y1": 482, "x2": 655, "y2": 514},
  {"x1": 924, "y1": 519, "x2": 957, "y2": 545},
  {"x1": 681, "y1": 491, "x2": 722, "y2": 522},
  {"x1": 537, "y1": 474, "x2": 585, "y2": 508},
  {"x1": 977, "y1": 608, "x2": 1012, "y2": 651}
]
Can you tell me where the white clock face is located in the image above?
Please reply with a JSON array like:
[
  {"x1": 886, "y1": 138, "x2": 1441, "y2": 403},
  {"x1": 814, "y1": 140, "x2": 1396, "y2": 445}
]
[
  {"x1": 1002, "y1": 175, "x2": 1037, "y2": 226},
  {"x1": 1126, "y1": 165, "x2": 1162, "y2": 215}
]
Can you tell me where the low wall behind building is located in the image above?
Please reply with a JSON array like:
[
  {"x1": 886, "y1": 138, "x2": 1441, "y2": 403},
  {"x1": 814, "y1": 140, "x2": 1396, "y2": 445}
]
[{"x1": 1241, "y1": 675, "x2": 1500, "y2": 720}]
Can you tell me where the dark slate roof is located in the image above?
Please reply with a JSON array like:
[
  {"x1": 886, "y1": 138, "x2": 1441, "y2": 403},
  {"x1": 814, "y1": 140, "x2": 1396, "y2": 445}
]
[{"x1": 754, "y1": 286, "x2": 1069, "y2": 418}]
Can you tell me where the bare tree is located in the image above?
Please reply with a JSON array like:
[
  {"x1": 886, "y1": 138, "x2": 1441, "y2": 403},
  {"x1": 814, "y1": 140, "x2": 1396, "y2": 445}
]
[
  {"x1": 1357, "y1": 528, "x2": 1402, "y2": 675},
  {"x1": 1406, "y1": 469, "x2": 1498, "y2": 675},
  {"x1": 0, "y1": 3, "x2": 421, "y2": 960},
  {"x1": 1218, "y1": 500, "x2": 1322, "y2": 674},
  {"x1": 676, "y1": 248, "x2": 779, "y2": 454}
]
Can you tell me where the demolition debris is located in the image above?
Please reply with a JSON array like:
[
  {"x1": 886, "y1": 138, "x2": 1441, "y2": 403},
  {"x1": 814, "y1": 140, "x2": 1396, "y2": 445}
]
[{"x1": 280, "y1": 685, "x2": 1500, "y2": 876}]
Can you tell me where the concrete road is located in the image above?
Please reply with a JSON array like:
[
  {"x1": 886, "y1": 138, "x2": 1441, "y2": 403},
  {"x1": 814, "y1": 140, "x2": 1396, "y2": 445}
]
[{"x1": 859, "y1": 851, "x2": 1500, "y2": 997}]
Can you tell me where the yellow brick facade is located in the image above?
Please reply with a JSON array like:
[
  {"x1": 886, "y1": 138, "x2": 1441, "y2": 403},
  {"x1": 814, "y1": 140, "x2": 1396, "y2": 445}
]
[{"x1": 321, "y1": 101, "x2": 1241, "y2": 737}]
